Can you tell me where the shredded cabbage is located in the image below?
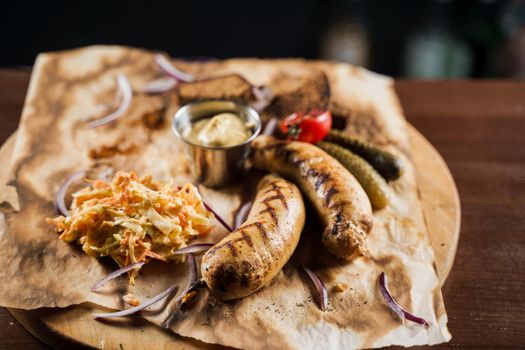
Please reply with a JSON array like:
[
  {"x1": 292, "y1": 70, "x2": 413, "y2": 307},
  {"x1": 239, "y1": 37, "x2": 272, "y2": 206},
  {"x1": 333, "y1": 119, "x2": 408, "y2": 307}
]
[{"x1": 47, "y1": 171, "x2": 214, "y2": 279}]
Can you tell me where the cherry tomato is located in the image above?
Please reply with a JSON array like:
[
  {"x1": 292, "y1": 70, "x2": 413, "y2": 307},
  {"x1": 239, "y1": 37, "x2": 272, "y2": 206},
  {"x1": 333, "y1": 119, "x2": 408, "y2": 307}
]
[{"x1": 279, "y1": 109, "x2": 332, "y2": 143}]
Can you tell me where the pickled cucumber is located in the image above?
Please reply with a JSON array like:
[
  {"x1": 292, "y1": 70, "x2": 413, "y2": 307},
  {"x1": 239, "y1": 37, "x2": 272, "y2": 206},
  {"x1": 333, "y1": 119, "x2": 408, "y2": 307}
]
[
  {"x1": 325, "y1": 130, "x2": 404, "y2": 181},
  {"x1": 317, "y1": 141, "x2": 390, "y2": 209}
]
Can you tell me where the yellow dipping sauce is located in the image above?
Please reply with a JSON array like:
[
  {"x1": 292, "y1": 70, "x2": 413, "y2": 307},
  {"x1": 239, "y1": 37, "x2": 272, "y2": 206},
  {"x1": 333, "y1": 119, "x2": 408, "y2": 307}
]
[{"x1": 185, "y1": 112, "x2": 253, "y2": 147}]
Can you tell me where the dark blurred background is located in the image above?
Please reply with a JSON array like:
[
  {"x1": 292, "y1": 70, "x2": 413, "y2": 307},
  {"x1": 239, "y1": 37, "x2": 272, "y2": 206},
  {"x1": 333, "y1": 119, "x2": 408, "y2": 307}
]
[{"x1": 2, "y1": 0, "x2": 525, "y2": 78}]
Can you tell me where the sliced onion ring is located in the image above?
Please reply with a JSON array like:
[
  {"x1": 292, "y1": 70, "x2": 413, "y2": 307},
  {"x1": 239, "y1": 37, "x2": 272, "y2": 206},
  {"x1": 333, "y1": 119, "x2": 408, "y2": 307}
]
[
  {"x1": 172, "y1": 243, "x2": 214, "y2": 255},
  {"x1": 161, "y1": 253, "x2": 198, "y2": 328},
  {"x1": 262, "y1": 117, "x2": 278, "y2": 137},
  {"x1": 91, "y1": 262, "x2": 145, "y2": 292},
  {"x1": 203, "y1": 201, "x2": 233, "y2": 232},
  {"x1": 140, "y1": 77, "x2": 177, "y2": 94},
  {"x1": 250, "y1": 86, "x2": 274, "y2": 113},
  {"x1": 234, "y1": 201, "x2": 253, "y2": 229},
  {"x1": 303, "y1": 267, "x2": 328, "y2": 311},
  {"x1": 187, "y1": 254, "x2": 198, "y2": 285},
  {"x1": 93, "y1": 284, "x2": 179, "y2": 319},
  {"x1": 379, "y1": 272, "x2": 430, "y2": 328},
  {"x1": 55, "y1": 170, "x2": 86, "y2": 216},
  {"x1": 154, "y1": 54, "x2": 194, "y2": 83},
  {"x1": 86, "y1": 74, "x2": 133, "y2": 128}
]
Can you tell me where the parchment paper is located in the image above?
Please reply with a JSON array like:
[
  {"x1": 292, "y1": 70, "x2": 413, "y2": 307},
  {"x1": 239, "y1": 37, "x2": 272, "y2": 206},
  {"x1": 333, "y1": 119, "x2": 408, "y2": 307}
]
[{"x1": 0, "y1": 46, "x2": 450, "y2": 349}]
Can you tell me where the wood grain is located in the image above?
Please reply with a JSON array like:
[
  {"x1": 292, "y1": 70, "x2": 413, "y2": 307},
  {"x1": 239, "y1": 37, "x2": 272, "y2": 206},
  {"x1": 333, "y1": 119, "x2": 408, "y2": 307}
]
[
  {"x1": 409, "y1": 126, "x2": 460, "y2": 282},
  {"x1": 396, "y1": 80, "x2": 525, "y2": 349},
  {"x1": 1, "y1": 71, "x2": 524, "y2": 349}
]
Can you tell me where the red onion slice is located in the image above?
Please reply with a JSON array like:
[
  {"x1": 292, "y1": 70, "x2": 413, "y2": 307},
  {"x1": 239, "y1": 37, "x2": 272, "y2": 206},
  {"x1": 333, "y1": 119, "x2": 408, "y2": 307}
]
[
  {"x1": 262, "y1": 117, "x2": 278, "y2": 137},
  {"x1": 250, "y1": 86, "x2": 273, "y2": 113},
  {"x1": 303, "y1": 267, "x2": 328, "y2": 311},
  {"x1": 234, "y1": 201, "x2": 253, "y2": 229},
  {"x1": 55, "y1": 170, "x2": 86, "y2": 216},
  {"x1": 161, "y1": 253, "x2": 198, "y2": 328},
  {"x1": 140, "y1": 77, "x2": 177, "y2": 94},
  {"x1": 187, "y1": 253, "x2": 198, "y2": 284},
  {"x1": 172, "y1": 243, "x2": 214, "y2": 255},
  {"x1": 154, "y1": 54, "x2": 195, "y2": 83},
  {"x1": 91, "y1": 262, "x2": 145, "y2": 292},
  {"x1": 86, "y1": 74, "x2": 133, "y2": 129},
  {"x1": 93, "y1": 284, "x2": 179, "y2": 319},
  {"x1": 379, "y1": 272, "x2": 430, "y2": 328},
  {"x1": 203, "y1": 201, "x2": 233, "y2": 232}
]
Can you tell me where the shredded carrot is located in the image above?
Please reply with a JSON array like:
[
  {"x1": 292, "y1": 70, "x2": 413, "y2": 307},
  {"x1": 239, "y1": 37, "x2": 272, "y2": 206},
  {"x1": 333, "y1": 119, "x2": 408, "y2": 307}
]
[{"x1": 47, "y1": 171, "x2": 214, "y2": 279}]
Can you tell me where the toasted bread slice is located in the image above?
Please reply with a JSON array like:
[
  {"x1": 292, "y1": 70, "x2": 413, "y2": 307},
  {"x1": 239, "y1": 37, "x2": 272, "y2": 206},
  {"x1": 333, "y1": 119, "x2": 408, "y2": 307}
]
[
  {"x1": 176, "y1": 74, "x2": 256, "y2": 105},
  {"x1": 267, "y1": 69, "x2": 330, "y2": 117}
]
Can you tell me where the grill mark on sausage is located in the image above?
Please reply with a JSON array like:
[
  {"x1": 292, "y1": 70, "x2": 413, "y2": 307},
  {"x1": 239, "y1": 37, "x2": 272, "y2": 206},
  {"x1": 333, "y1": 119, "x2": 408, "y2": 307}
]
[
  {"x1": 259, "y1": 205, "x2": 278, "y2": 226},
  {"x1": 314, "y1": 173, "x2": 330, "y2": 191},
  {"x1": 207, "y1": 236, "x2": 245, "y2": 256},
  {"x1": 263, "y1": 187, "x2": 275, "y2": 195},
  {"x1": 263, "y1": 181, "x2": 283, "y2": 194},
  {"x1": 325, "y1": 187, "x2": 338, "y2": 207},
  {"x1": 306, "y1": 168, "x2": 318, "y2": 178},
  {"x1": 268, "y1": 182, "x2": 280, "y2": 191},
  {"x1": 262, "y1": 181, "x2": 289, "y2": 209},
  {"x1": 254, "y1": 221, "x2": 269, "y2": 241},
  {"x1": 226, "y1": 241, "x2": 238, "y2": 257},
  {"x1": 241, "y1": 230, "x2": 254, "y2": 248},
  {"x1": 263, "y1": 194, "x2": 288, "y2": 210},
  {"x1": 205, "y1": 203, "x2": 276, "y2": 256},
  {"x1": 210, "y1": 236, "x2": 244, "y2": 254}
]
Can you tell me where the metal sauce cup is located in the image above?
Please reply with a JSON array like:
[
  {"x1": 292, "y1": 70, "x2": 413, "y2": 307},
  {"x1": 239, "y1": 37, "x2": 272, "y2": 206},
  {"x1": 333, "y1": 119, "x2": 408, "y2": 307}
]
[{"x1": 172, "y1": 101, "x2": 261, "y2": 188}]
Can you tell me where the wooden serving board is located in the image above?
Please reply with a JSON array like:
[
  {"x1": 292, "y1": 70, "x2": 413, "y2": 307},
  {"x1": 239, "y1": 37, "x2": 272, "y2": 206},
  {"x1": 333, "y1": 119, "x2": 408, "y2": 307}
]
[{"x1": 3, "y1": 125, "x2": 460, "y2": 350}]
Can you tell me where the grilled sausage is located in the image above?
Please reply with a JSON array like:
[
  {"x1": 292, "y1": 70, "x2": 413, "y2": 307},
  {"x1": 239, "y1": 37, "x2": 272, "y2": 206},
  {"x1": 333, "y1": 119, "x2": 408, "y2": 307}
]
[
  {"x1": 201, "y1": 174, "x2": 305, "y2": 300},
  {"x1": 251, "y1": 135, "x2": 373, "y2": 260}
]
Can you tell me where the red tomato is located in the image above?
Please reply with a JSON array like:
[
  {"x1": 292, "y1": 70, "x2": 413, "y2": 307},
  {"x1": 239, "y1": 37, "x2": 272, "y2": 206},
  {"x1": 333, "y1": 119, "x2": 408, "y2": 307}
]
[{"x1": 279, "y1": 109, "x2": 332, "y2": 143}]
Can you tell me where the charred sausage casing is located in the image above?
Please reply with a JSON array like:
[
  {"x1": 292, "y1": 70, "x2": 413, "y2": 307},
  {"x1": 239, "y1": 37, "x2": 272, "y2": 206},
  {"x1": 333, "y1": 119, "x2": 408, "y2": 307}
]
[
  {"x1": 201, "y1": 174, "x2": 305, "y2": 300},
  {"x1": 251, "y1": 135, "x2": 373, "y2": 260}
]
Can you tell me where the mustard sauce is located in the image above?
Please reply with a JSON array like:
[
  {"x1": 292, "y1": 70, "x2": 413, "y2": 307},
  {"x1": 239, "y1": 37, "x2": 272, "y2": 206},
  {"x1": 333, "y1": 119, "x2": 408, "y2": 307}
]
[{"x1": 184, "y1": 113, "x2": 253, "y2": 147}]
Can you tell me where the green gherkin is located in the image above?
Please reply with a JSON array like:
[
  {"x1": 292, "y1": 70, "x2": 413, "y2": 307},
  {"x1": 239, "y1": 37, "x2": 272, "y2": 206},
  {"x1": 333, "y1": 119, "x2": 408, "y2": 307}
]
[
  {"x1": 324, "y1": 130, "x2": 404, "y2": 181},
  {"x1": 317, "y1": 141, "x2": 390, "y2": 210}
]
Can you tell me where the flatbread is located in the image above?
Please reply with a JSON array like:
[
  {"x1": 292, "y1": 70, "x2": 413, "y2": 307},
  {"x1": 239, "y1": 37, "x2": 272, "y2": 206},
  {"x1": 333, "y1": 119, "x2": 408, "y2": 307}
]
[{"x1": 0, "y1": 46, "x2": 450, "y2": 349}]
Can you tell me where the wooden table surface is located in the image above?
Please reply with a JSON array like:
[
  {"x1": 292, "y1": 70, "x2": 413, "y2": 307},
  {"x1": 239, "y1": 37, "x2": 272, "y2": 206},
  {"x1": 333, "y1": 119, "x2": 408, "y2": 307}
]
[{"x1": 0, "y1": 69, "x2": 524, "y2": 349}]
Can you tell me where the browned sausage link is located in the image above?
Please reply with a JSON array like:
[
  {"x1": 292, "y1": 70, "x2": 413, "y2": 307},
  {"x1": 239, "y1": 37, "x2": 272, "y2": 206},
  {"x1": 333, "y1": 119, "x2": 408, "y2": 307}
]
[
  {"x1": 251, "y1": 135, "x2": 373, "y2": 260},
  {"x1": 201, "y1": 174, "x2": 305, "y2": 300}
]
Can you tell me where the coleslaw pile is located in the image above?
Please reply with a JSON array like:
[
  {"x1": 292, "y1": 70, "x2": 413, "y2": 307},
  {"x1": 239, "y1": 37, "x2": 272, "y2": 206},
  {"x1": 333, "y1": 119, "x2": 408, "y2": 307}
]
[{"x1": 47, "y1": 171, "x2": 214, "y2": 280}]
